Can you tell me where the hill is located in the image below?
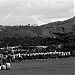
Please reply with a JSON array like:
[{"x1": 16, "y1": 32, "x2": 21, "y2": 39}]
[
  {"x1": 0, "y1": 16, "x2": 75, "y2": 38},
  {"x1": 0, "y1": 16, "x2": 75, "y2": 47}
]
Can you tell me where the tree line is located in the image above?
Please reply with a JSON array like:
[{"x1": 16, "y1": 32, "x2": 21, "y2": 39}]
[{"x1": 0, "y1": 32, "x2": 75, "y2": 52}]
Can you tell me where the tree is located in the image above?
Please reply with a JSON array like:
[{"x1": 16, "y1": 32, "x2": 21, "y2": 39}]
[{"x1": 53, "y1": 32, "x2": 73, "y2": 51}]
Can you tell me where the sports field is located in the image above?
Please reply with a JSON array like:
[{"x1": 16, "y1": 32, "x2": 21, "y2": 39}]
[{"x1": 0, "y1": 57, "x2": 75, "y2": 75}]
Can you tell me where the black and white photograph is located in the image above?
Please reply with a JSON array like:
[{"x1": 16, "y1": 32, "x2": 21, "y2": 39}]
[{"x1": 0, "y1": 0, "x2": 75, "y2": 75}]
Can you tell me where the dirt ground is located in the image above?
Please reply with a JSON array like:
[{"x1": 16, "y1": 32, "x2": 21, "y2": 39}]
[{"x1": 0, "y1": 57, "x2": 75, "y2": 75}]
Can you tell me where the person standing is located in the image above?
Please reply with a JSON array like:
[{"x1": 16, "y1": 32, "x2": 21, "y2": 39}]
[
  {"x1": 2, "y1": 55, "x2": 7, "y2": 65},
  {"x1": 0, "y1": 54, "x2": 3, "y2": 66}
]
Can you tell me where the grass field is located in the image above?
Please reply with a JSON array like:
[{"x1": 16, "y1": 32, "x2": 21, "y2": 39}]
[{"x1": 0, "y1": 57, "x2": 75, "y2": 75}]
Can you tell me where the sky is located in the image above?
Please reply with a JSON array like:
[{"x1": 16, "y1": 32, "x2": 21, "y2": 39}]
[{"x1": 0, "y1": 0, "x2": 74, "y2": 26}]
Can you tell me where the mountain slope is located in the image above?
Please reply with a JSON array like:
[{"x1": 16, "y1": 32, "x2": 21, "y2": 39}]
[{"x1": 0, "y1": 16, "x2": 75, "y2": 39}]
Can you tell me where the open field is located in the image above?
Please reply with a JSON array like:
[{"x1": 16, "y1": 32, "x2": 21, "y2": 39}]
[{"x1": 0, "y1": 57, "x2": 75, "y2": 75}]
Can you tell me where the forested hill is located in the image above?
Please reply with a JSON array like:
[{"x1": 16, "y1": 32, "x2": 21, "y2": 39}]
[{"x1": 0, "y1": 16, "x2": 75, "y2": 47}]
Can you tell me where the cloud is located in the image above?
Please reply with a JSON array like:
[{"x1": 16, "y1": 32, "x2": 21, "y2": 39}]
[
  {"x1": 31, "y1": 14, "x2": 72, "y2": 25},
  {"x1": 4, "y1": 13, "x2": 12, "y2": 19},
  {"x1": 0, "y1": 0, "x2": 7, "y2": 1},
  {"x1": 32, "y1": 15, "x2": 51, "y2": 25},
  {"x1": 50, "y1": 18, "x2": 70, "y2": 22},
  {"x1": 0, "y1": 0, "x2": 74, "y2": 25},
  {"x1": 0, "y1": 13, "x2": 12, "y2": 23}
]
